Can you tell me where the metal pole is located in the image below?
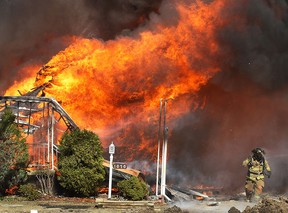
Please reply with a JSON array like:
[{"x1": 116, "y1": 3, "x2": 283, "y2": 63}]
[
  {"x1": 156, "y1": 99, "x2": 163, "y2": 196},
  {"x1": 47, "y1": 103, "x2": 50, "y2": 169},
  {"x1": 28, "y1": 102, "x2": 32, "y2": 135},
  {"x1": 162, "y1": 126, "x2": 168, "y2": 198},
  {"x1": 51, "y1": 109, "x2": 54, "y2": 170},
  {"x1": 161, "y1": 99, "x2": 168, "y2": 198},
  {"x1": 108, "y1": 142, "x2": 115, "y2": 199},
  {"x1": 42, "y1": 102, "x2": 45, "y2": 168},
  {"x1": 108, "y1": 153, "x2": 113, "y2": 199}
]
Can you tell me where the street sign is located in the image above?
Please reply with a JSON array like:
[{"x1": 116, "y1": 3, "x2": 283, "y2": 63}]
[{"x1": 113, "y1": 163, "x2": 127, "y2": 169}]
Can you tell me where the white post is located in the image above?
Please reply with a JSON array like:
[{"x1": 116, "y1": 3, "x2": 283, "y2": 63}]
[
  {"x1": 161, "y1": 99, "x2": 170, "y2": 201},
  {"x1": 47, "y1": 103, "x2": 50, "y2": 169},
  {"x1": 160, "y1": 100, "x2": 167, "y2": 198},
  {"x1": 51, "y1": 109, "x2": 54, "y2": 170},
  {"x1": 156, "y1": 99, "x2": 163, "y2": 196},
  {"x1": 108, "y1": 142, "x2": 115, "y2": 199},
  {"x1": 162, "y1": 127, "x2": 168, "y2": 197}
]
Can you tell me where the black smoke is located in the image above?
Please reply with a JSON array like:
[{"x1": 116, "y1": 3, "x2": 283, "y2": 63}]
[
  {"x1": 169, "y1": 0, "x2": 288, "y2": 193},
  {"x1": 0, "y1": 0, "x2": 162, "y2": 94},
  {"x1": 2, "y1": 0, "x2": 288, "y2": 194}
]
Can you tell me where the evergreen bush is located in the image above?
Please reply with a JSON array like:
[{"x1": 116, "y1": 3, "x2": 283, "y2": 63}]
[
  {"x1": 57, "y1": 129, "x2": 105, "y2": 197},
  {"x1": 117, "y1": 176, "x2": 148, "y2": 201},
  {"x1": 18, "y1": 183, "x2": 41, "y2": 201},
  {"x1": 0, "y1": 109, "x2": 29, "y2": 195}
]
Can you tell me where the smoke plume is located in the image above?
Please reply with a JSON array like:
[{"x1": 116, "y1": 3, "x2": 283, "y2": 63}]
[
  {"x1": 169, "y1": 0, "x2": 288, "y2": 193},
  {"x1": 1, "y1": 0, "x2": 288, "y2": 194},
  {"x1": 0, "y1": 0, "x2": 162, "y2": 93}
]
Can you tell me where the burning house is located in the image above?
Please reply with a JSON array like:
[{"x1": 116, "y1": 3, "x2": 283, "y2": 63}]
[
  {"x1": 1, "y1": 0, "x2": 288, "y2": 197},
  {"x1": 0, "y1": 93, "x2": 143, "y2": 184},
  {"x1": 0, "y1": 94, "x2": 78, "y2": 170}
]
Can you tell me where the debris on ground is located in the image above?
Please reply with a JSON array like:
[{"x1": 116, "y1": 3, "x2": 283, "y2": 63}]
[
  {"x1": 207, "y1": 201, "x2": 220, "y2": 206},
  {"x1": 164, "y1": 205, "x2": 183, "y2": 213},
  {"x1": 228, "y1": 206, "x2": 241, "y2": 213},
  {"x1": 229, "y1": 196, "x2": 288, "y2": 213}
]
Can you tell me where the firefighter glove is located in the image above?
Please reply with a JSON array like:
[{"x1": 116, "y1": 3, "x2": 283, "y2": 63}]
[{"x1": 266, "y1": 170, "x2": 271, "y2": 178}]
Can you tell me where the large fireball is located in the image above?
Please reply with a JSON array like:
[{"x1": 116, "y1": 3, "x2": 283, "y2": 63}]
[{"x1": 4, "y1": 1, "x2": 223, "y2": 161}]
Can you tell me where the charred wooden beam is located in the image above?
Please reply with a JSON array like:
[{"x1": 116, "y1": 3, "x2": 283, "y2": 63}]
[{"x1": 0, "y1": 96, "x2": 79, "y2": 131}]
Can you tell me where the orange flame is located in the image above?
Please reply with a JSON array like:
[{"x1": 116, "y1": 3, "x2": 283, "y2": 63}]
[
  {"x1": 5, "y1": 185, "x2": 18, "y2": 195},
  {"x1": 98, "y1": 187, "x2": 119, "y2": 194},
  {"x1": 4, "y1": 1, "x2": 225, "y2": 160}
]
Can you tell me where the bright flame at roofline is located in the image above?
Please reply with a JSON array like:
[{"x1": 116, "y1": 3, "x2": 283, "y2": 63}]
[{"x1": 5, "y1": 0, "x2": 225, "y2": 160}]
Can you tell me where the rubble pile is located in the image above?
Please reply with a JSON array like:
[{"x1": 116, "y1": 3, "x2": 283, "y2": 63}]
[
  {"x1": 163, "y1": 205, "x2": 183, "y2": 213},
  {"x1": 230, "y1": 196, "x2": 288, "y2": 213}
]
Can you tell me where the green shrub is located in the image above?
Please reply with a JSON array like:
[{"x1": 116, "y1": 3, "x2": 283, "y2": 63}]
[
  {"x1": 57, "y1": 129, "x2": 105, "y2": 197},
  {"x1": 117, "y1": 176, "x2": 148, "y2": 201},
  {"x1": 0, "y1": 109, "x2": 29, "y2": 195},
  {"x1": 18, "y1": 183, "x2": 41, "y2": 201}
]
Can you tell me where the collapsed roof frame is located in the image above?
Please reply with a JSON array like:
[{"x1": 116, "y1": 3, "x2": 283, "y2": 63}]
[
  {"x1": 0, "y1": 95, "x2": 141, "y2": 179},
  {"x1": 0, "y1": 96, "x2": 79, "y2": 170}
]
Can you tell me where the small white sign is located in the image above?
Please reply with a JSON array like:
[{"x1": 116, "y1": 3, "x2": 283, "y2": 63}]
[{"x1": 109, "y1": 142, "x2": 115, "y2": 154}]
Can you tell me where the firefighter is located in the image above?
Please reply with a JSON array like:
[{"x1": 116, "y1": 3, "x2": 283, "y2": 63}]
[{"x1": 242, "y1": 147, "x2": 271, "y2": 202}]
